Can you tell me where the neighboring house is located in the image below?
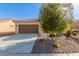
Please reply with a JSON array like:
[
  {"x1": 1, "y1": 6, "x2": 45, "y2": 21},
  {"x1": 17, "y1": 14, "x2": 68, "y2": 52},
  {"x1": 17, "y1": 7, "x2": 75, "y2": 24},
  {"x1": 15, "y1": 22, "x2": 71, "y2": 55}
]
[
  {"x1": 72, "y1": 20, "x2": 79, "y2": 31},
  {"x1": 0, "y1": 18, "x2": 16, "y2": 35}
]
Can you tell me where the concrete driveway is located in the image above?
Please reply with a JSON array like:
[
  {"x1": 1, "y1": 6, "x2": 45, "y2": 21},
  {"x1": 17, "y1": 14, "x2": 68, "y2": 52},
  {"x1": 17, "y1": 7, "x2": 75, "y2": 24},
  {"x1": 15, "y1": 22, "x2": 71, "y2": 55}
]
[{"x1": 0, "y1": 34, "x2": 38, "y2": 56}]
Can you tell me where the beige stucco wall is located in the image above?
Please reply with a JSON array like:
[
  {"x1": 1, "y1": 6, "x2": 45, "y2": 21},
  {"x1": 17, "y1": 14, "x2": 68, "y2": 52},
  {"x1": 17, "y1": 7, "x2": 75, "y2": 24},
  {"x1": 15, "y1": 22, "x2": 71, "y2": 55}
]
[{"x1": 0, "y1": 21, "x2": 15, "y2": 33}]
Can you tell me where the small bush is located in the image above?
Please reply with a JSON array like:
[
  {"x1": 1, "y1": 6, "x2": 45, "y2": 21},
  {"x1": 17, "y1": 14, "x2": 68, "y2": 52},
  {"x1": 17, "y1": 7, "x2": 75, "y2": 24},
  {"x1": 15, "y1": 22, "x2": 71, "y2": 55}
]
[
  {"x1": 49, "y1": 34, "x2": 56, "y2": 37},
  {"x1": 72, "y1": 32, "x2": 77, "y2": 36},
  {"x1": 66, "y1": 31, "x2": 71, "y2": 37},
  {"x1": 53, "y1": 43, "x2": 60, "y2": 48},
  {"x1": 63, "y1": 33, "x2": 66, "y2": 36},
  {"x1": 49, "y1": 34, "x2": 53, "y2": 37}
]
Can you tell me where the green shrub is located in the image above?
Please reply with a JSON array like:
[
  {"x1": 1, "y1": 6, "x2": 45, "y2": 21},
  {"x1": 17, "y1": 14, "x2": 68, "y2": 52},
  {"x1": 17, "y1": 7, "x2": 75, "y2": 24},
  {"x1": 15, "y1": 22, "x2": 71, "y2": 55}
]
[
  {"x1": 66, "y1": 30, "x2": 71, "y2": 37},
  {"x1": 53, "y1": 43, "x2": 60, "y2": 48},
  {"x1": 49, "y1": 33, "x2": 56, "y2": 37},
  {"x1": 72, "y1": 32, "x2": 76, "y2": 36}
]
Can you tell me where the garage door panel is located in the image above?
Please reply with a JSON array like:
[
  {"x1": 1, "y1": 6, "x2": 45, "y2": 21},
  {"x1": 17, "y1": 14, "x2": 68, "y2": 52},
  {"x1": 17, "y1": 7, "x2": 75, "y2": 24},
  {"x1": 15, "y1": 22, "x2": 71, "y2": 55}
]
[{"x1": 19, "y1": 25, "x2": 39, "y2": 33}]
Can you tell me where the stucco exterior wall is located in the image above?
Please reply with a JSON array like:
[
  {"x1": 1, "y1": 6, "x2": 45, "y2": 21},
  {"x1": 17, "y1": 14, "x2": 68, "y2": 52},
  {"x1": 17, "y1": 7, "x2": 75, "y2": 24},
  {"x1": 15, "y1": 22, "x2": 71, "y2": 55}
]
[{"x1": 0, "y1": 21, "x2": 15, "y2": 33}]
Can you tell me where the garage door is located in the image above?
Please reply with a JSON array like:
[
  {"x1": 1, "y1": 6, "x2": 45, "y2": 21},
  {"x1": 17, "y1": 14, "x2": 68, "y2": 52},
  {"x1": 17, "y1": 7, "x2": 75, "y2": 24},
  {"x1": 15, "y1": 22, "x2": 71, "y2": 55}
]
[{"x1": 19, "y1": 25, "x2": 39, "y2": 33}]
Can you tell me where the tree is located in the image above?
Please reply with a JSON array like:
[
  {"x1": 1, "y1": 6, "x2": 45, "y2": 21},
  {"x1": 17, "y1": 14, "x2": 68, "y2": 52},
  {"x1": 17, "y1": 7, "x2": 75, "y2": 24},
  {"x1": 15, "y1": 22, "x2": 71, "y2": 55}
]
[
  {"x1": 60, "y1": 3, "x2": 74, "y2": 33},
  {"x1": 39, "y1": 3, "x2": 69, "y2": 35}
]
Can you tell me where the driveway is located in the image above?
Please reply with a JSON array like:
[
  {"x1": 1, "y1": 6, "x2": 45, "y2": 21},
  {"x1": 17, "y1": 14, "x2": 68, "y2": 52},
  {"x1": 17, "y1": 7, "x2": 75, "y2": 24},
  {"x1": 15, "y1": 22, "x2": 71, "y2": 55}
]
[{"x1": 0, "y1": 34, "x2": 38, "y2": 56}]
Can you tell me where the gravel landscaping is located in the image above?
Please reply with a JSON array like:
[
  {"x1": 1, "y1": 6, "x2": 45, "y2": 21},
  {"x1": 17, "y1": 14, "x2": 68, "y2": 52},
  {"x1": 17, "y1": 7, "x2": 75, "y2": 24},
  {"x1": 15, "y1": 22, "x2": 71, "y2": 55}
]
[{"x1": 32, "y1": 34, "x2": 79, "y2": 54}]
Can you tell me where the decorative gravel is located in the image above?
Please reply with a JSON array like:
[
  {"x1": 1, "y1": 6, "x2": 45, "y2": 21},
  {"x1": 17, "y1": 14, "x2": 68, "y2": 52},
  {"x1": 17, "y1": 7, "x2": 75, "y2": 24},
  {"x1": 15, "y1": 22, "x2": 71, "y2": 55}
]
[{"x1": 32, "y1": 36, "x2": 79, "y2": 54}]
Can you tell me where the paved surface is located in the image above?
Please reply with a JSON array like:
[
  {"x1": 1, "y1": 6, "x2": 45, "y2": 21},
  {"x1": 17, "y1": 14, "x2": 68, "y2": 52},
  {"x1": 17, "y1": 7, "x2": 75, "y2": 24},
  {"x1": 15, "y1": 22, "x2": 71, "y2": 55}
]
[
  {"x1": 0, "y1": 34, "x2": 38, "y2": 56},
  {"x1": 0, "y1": 34, "x2": 79, "y2": 56}
]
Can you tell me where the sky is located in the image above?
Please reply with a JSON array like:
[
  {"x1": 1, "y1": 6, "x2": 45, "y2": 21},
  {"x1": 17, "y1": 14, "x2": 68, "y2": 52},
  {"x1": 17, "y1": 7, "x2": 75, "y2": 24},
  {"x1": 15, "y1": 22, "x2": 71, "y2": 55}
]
[
  {"x1": 73, "y1": 3, "x2": 79, "y2": 20},
  {"x1": 0, "y1": 3, "x2": 41, "y2": 20},
  {"x1": 0, "y1": 3, "x2": 78, "y2": 20}
]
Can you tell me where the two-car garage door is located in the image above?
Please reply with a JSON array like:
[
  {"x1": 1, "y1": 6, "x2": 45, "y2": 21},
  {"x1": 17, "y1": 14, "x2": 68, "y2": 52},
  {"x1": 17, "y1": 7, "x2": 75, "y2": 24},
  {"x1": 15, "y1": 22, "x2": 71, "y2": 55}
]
[{"x1": 19, "y1": 25, "x2": 39, "y2": 33}]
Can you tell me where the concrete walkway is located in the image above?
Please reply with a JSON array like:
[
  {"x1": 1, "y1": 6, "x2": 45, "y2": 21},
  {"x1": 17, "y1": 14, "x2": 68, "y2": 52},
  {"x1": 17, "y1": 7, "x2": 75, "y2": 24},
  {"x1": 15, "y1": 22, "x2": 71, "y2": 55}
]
[{"x1": 0, "y1": 34, "x2": 37, "y2": 55}]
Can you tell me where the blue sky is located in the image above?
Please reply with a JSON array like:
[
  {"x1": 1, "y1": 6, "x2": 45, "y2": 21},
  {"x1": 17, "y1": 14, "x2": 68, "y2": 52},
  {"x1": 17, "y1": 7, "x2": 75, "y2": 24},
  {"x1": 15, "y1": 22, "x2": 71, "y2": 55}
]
[
  {"x1": 0, "y1": 3, "x2": 41, "y2": 20},
  {"x1": 0, "y1": 3, "x2": 78, "y2": 20}
]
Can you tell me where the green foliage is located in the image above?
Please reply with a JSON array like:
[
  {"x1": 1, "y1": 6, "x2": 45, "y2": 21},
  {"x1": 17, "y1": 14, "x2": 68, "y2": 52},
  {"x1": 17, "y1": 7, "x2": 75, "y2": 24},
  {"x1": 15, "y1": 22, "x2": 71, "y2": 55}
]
[
  {"x1": 53, "y1": 43, "x2": 60, "y2": 48},
  {"x1": 66, "y1": 30, "x2": 71, "y2": 37},
  {"x1": 39, "y1": 3, "x2": 70, "y2": 35}
]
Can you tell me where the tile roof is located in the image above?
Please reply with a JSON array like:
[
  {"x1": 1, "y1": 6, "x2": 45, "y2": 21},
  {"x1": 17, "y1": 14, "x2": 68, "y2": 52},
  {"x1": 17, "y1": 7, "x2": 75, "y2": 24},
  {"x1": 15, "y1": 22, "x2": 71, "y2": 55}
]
[{"x1": 0, "y1": 18, "x2": 15, "y2": 22}]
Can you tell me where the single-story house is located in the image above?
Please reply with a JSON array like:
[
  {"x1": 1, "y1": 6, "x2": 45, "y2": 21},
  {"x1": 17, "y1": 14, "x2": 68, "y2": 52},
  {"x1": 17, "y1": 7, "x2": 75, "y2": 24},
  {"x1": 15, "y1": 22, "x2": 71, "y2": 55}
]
[
  {"x1": 0, "y1": 18, "x2": 42, "y2": 35},
  {"x1": 0, "y1": 18, "x2": 79, "y2": 35}
]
